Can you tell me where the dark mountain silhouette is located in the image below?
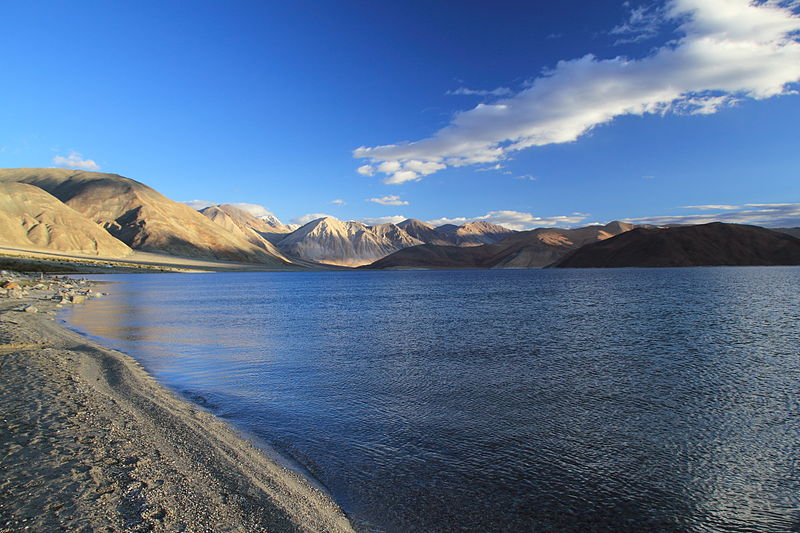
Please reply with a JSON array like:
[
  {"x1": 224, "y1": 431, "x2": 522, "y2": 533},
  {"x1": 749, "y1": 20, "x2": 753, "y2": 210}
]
[{"x1": 552, "y1": 222, "x2": 800, "y2": 268}]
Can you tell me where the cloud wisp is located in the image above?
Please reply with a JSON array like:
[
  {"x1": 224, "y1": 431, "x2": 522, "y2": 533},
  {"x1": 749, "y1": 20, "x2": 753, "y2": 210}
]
[
  {"x1": 625, "y1": 202, "x2": 800, "y2": 226},
  {"x1": 181, "y1": 200, "x2": 282, "y2": 220},
  {"x1": 681, "y1": 204, "x2": 739, "y2": 210},
  {"x1": 427, "y1": 210, "x2": 591, "y2": 231},
  {"x1": 182, "y1": 199, "x2": 216, "y2": 210},
  {"x1": 446, "y1": 86, "x2": 513, "y2": 97},
  {"x1": 354, "y1": 0, "x2": 800, "y2": 185},
  {"x1": 52, "y1": 151, "x2": 100, "y2": 171},
  {"x1": 290, "y1": 213, "x2": 333, "y2": 226},
  {"x1": 361, "y1": 215, "x2": 408, "y2": 226},
  {"x1": 610, "y1": 3, "x2": 668, "y2": 45},
  {"x1": 367, "y1": 195, "x2": 410, "y2": 206}
]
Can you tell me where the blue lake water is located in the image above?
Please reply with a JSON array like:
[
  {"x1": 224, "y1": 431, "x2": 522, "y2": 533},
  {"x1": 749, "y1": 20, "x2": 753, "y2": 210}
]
[{"x1": 63, "y1": 268, "x2": 800, "y2": 532}]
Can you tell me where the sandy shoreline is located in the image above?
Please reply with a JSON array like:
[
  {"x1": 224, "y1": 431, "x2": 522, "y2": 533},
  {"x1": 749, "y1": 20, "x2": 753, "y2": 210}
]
[{"x1": 0, "y1": 274, "x2": 354, "y2": 532}]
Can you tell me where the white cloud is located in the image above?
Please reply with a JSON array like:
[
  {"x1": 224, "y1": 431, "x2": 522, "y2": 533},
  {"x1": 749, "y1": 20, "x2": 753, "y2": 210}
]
[
  {"x1": 475, "y1": 164, "x2": 505, "y2": 172},
  {"x1": 366, "y1": 194, "x2": 410, "y2": 206},
  {"x1": 331, "y1": 199, "x2": 346, "y2": 206},
  {"x1": 290, "y1": 213, "x2": 333, "y2": 225},
  {"x1": 52, "y1": 151, "x2": 100, "y2": 171},
  {"x1": 611, "y1": 3, "x2": 667, "y2": 45},
  {"x1": 681, "y1": 204, "x2": 739, "y2": 210},
  {"x1": 384, "y1": 169, "x2": 421, "y2": 185},
  {"x1": 514, "y1": 174, "x2": 538, "y2": 181},
  {"x1": 182, "y1": 199, "x2": 216, "y2": 210},
  {"x1": 377, "y1": 161, "x2": 401, "y2": 174},
  {"x1": 447, "y1": 86, "x2": 513, "y2": 97},
  {"x1": 361, "y1": 215, "x2": 408, "y2": 226},
  {"x1": 226, "y1": 202, "x2": 278, "y2": 218},
  {"x1": 357, "y1": 164, "x2": 375, "y2": 176},
  {"x1": 427, "y1": 210, "x2": 591, "y2": 231},
  {"x1": 625, "y1": 202, "x2": 800, "y2": 226},
  {"x1": 354, "y1": 0, "x2": 800, "y2": 184}
]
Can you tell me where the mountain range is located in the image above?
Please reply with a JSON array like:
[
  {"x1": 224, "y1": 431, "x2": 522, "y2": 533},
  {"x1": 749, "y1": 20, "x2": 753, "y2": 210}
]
[
  {"x1": 1, "y1": 168, "x2": 798, "y2": 270},
  {"x1": 552, "y1": 222, "x2": 800, "y2": 268},
  {"x1": 364, "y1": 221, "x2": 635, "y2": 269},
  {"x1": 0, "y1": 168, "x2": 518, "y2": 267},
  {"x1": 0, "y1": 168, "x2": 290, "y2": 265}
]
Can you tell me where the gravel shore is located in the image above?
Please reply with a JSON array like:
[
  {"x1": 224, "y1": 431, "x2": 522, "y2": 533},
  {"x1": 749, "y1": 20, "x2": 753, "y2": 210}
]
[{"x1": 0, "y1": 272, "x2": 354, "y2": 532}]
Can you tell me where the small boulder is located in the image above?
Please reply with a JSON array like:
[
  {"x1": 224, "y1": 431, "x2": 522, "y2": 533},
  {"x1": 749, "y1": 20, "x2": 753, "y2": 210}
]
[
  {"x1": 23, "y1": 305, "x2": 38, "y2": 313},
  {"x1": 2, "y1": 281, "x2": 20, "y2": 290},
  {"x1": 70, "y1": 294, "x2": 86, "y2": 304}
]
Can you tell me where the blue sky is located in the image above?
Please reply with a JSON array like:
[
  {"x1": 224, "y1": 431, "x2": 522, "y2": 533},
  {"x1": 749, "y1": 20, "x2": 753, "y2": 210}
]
[{"x1": 2, "y1": 0, "x2": 799, "y2": 229}]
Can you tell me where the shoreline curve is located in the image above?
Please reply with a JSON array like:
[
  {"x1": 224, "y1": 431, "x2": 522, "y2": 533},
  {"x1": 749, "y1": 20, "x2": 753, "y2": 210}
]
[{"x1": 0, "y1": 277, "x2": 354, "y2": 532}]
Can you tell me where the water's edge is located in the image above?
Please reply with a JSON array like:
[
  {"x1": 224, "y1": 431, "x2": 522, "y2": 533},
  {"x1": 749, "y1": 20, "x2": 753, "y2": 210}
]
[{"x1": 57, "y1": 287, "x2": 351, "y2": 518}]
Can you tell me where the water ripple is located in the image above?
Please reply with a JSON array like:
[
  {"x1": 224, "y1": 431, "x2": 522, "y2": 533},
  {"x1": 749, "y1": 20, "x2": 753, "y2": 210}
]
[{"x1": 65, "y1": 267, "x2": 800, "y2": 532}]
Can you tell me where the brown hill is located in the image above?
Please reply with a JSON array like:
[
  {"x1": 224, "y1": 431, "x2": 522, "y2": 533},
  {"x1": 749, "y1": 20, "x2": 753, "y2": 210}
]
[
  {"x1": 553, "y1": 222, "x2": 800, "y2": 268},
  {"x1": 773, "y1": 227, "x2": 800, "y2": 239},
  {"x1": 0, "y1": 182, "x2": 132, "y2": 257},
  {"x1": 364, "y1": 221, "x2": 633, "y2": 269},
  {"x1": 436, "y1": 221, "x2": 515, "y2": 246},
  {"x1": 396, "y1": 219, "x2": 451, "y2": 245},
  {"x1": 199, "y1": 204, "x2": 291, "y2": 262},
  {"x1": 0, "y1": 168, "x2": 290, "y2": 264}
]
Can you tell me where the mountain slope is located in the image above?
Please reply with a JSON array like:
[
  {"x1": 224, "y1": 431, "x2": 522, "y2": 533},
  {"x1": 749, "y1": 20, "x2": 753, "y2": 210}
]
[
  {"x1": 491, "y1": 222, "x2": 635, "y2": 268},
  {"x1": 0, "y1": 182, "x2": 132, "y2": 257},
  {"x1": 200, "y1": 204, "x2": 291, "y2": 261},
  {"x1": 0, "y1": 168, "x2": 290, "y2": 264},
  {"x1": 368, "y1": 223, "x2": 424, "y2": 248},
  {"x1": 365, "y1": 221, "x2": 633, "y2": 269},
  {"x1": 277, "y1": 217, "x2": 419, "y2": 267},
  {"x1": 397, "y1": 219, "x2": 452, "y2": 245},
  {"x1": 773, "y1": 227, "x2": 800, "y2": 239},
  {"x1": 438, "y1": 221, "x2": 515, "y2": 246},
  {"x1": 553, "y1": 222, "x2": 800, "y2": 267}
]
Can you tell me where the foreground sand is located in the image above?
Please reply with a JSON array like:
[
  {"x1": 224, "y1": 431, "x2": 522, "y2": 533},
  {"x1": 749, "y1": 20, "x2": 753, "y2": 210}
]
[{"x1": 0, "y1": 277, "x2": 354, "y2": 532}]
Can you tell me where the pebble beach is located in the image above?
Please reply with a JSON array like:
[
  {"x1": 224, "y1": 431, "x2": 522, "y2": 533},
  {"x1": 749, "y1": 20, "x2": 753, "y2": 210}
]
[{"x1": 0, "y1": 271, "x2": 354, "y2": 532}]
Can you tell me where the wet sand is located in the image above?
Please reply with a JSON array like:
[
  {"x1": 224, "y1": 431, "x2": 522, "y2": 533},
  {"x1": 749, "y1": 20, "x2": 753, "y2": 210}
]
[{"x1": 0, "y1": 274, "x2": 354, "y2": 532}]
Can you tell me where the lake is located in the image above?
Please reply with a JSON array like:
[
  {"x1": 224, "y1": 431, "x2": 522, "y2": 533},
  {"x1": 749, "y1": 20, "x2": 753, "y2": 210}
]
[{"x1": 63, "y1": 268, "x2": 800, "y2": 532}]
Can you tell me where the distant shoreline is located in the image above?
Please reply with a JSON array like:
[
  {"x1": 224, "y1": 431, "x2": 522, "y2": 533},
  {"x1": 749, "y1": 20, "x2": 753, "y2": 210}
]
[
  {"x1": 0, "y1": 246, "x2": 334, "y2": 274},
  {"x1": 0, "y1": 274, "x2": 354, "y2": 532}
]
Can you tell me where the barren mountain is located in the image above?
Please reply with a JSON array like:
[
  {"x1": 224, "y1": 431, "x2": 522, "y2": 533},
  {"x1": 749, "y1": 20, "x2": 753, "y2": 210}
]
[
  {"x1": 0, "y1": 181, "x2": 132, "y2": 257},
  {"x1": 0, "y1": 168, "x2": 290, "y2": 264},
  {"x1": 396, "y1": 219, "x2": 452, "y2": 245},
  {"x1": 199, "y1": 204, "x2": 291, "y2": 261},
  {"x1": 492, "y1": 221, "x2": 635, "y2": 268},
  {"x1": 437, "y1": 221, "x2": 515, "y2": 246},
  {"x1": 364, "y1": 221, "x2": 634, "y2": 269},
  {"x1": 277, "y1": 217, "x2": 419, "y2": 267},
  {"x1": 368, "y1": 223, "x2": 424, "y2": 248},
  {"x1": 553, "y1": 222, "x2": 800, "y2": 268}
]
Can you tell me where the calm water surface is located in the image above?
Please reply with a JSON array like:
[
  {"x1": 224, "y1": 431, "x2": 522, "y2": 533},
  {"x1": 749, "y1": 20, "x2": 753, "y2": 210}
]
[{"x1": 64, "y1": 268, "x2": 800, "y2": 532}]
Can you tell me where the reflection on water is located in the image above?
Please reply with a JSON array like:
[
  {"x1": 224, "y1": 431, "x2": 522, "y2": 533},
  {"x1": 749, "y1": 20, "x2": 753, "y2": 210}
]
[{"x1": 65, "y1": 268, "x2": 800, "y2": 532}]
